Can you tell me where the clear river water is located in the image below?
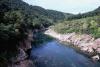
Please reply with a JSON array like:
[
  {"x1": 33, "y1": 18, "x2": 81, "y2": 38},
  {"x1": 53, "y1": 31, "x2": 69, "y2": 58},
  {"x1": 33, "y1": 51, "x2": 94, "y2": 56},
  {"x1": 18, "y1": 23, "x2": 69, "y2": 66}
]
[{"x1": 31, "y1": 40, "x2": 100, "y2": 67}]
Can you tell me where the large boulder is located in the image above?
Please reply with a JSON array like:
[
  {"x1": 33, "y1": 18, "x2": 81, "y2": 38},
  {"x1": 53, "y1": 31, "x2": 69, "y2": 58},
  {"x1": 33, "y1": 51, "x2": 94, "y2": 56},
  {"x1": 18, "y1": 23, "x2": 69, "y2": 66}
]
[
  {"x1": 92, "y1": 38, "x2": 100, "y2": 50},
  {"x1": 79, "y1": 42, "x2": 94, "y2": 48},
  {"x1": 81, "y1": 34, "x2": 94, "y2": 42},
  {"x1": 80, "y1": 43, "x2": 94, "y2": 53},
  {"x1": 81, "y1": 46, "x2": 89, "y2": 52},
  {"x1": 92, "y1": 55, "x2": 100, "y2": 61},
  {"x1": 96, "y1": 48, "x2": 100, "y2": 54},
  {"x1": 95, "y1": 38, "x2": 100, "y2": 46},
  {"x1": 87, "y1": 47, "x2": 94, "y2": 53}
]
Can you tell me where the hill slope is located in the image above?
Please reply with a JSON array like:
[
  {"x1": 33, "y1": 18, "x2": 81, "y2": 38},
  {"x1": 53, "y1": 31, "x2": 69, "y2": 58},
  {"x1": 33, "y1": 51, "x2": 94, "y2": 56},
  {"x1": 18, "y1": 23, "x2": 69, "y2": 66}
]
[
  {"x1": 53, "y1": 16, "x2": 100, "y2": 38},
  {"x1": 67, "y1": 6, "x2": 100, "y2": 20},
  {"x1": 0, "y1": 0, "x2": 73, "y2": 66}
]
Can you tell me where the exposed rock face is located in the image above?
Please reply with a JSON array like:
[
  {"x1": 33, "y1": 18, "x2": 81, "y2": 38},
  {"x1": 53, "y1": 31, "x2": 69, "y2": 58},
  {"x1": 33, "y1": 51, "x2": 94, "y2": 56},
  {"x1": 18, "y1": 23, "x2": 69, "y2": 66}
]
[
  {"x1": 96, "y1": 48, "x2": 100, "y2": 53},
  {"x1": 10, "y1": 48, "x2": 27, "y2": 63},
  {"x1": 9, "y1": 30, "x2": 35, "y2": 67},
  {"x1": 19, "y1": 30, "x2": 33, "y2": 51},
  {"x1": 9, "y1": 60, "x2": 35, "y2": 67},
  {"x1": 45, "y1": 29, "x2": 100, "y2": 61}
]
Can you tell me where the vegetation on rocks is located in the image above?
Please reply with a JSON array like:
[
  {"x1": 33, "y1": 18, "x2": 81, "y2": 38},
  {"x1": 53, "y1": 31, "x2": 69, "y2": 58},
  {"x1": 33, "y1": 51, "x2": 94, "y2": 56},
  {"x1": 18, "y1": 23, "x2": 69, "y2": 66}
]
[{"x1": 53, "y1": 16, "x2": 100, "y2": 38}]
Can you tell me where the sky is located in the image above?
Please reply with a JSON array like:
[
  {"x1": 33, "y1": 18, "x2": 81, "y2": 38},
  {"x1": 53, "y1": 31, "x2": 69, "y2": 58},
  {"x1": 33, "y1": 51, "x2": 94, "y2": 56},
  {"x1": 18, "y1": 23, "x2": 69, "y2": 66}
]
[{"x1": 23, "y1": 0, "x2": 100, "y2": 14}]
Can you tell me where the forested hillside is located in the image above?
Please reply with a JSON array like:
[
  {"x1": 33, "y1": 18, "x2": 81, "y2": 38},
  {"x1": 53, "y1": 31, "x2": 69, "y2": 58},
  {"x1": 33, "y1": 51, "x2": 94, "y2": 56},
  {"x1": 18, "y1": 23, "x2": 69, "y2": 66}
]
[
  {"x1": 46, "y1": 10, "x2": 73, "y2": 21},
  {"x1": 53, "y1": 5, "x2": 100, "y2": 38},
  {"x1": 53, "y1": 16, "x2": 100, "y2": 38},
  {"x1": 0, "y1": 0, "x2": 100, "y2": 66},
  {"x1": 67, "y1": 6, "x2": 100, "y2": 20},
  {"x1": 0, "y1": 0, "x2": 71, "y2": 51},
  {"x1": 0, "y1": 0, "x2": 72, "y2": 66}
]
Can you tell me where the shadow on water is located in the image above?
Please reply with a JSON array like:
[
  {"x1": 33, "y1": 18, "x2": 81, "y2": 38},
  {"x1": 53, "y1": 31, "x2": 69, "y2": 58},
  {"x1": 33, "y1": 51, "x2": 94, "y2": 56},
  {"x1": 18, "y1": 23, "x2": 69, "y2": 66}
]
[
  {"x1": 30, "y1": 33, "x2": 100, "y2": 67},
  {"x1": 32, "y1": 32, "x2": 54, "y2": 47}
]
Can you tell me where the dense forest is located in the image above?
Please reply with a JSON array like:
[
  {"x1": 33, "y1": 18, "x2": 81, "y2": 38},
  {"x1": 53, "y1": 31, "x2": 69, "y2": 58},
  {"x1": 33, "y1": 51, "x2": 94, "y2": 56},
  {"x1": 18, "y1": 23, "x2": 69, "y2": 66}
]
[
  {"x1": 0, "y1": 0, "x2": 71, "y2": 66},
  {"x1": 0, "y1": 0, "x2": 100, "y2": 66}
]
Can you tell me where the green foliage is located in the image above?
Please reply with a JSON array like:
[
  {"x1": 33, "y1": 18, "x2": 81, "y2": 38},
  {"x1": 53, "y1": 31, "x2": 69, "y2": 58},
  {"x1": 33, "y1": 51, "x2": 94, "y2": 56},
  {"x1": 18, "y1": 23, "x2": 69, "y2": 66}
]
[
  {"x1": 47, "y1": 10, "x2": 71, "y2": 21},
  {"x1": 53, "y1": 16, "x2": 100, "y2": 38},
  {"x1": 0, "y1": 0, "x2": 100, "y2": 66},
  {"x1": 0, "y1": 0, "x2": 69, "y2": 66},
  {"x1": 0, "y1": 11, "x2": 26, "y2": 56}
]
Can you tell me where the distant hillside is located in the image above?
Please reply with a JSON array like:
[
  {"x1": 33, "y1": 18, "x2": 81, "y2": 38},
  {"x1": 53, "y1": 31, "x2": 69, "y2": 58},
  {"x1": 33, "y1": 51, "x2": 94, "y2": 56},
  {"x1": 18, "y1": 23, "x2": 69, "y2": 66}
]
[
  {"x1": 0, "y1": 0, "x2": 72, "y2": 22},
  {"x1": 94, "y1": 6, "x2": 100, "y2": 12},
  {"x1": 67, "y1": 6, "x2": 100, "y2": 20},
  {"x1": 53, "y1": 6, "x2": 100, "y2": 38},
  {"x1": 47, "y1": 10, "x2": 73, "y2": 21}
]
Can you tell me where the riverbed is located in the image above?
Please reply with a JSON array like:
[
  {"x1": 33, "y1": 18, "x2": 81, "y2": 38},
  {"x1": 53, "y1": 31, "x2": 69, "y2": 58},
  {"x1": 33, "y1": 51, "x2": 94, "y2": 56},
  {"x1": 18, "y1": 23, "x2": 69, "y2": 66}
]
[{"x1": 31, "y1": 40, "x2": 100, "y2": 67}]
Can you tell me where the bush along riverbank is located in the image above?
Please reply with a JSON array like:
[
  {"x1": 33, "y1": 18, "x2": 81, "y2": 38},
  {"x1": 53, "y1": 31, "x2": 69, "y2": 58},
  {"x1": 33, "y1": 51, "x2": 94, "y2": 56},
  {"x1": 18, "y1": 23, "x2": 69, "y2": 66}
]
[{"x1": 45, "y1": 29, "x2": 100, "y2": 61}]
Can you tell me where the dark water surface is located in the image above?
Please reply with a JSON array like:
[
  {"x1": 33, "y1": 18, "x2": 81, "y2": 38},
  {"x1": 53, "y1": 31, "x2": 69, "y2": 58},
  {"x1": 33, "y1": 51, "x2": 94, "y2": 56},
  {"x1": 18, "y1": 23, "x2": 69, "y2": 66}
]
[{"x1": 31, "y1": 40, "x2": 100, "y2": 67}]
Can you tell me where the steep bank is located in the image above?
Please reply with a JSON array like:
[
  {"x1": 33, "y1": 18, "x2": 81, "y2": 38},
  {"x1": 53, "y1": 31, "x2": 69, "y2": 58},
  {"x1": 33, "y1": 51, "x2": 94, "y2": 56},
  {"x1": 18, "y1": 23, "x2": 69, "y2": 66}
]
[
  {"x1": 8, "y1": 30, "x2": 35, "y2": 67},
  {"x1": 44, "y1": 29, "x2": 100, "y2": 61}
]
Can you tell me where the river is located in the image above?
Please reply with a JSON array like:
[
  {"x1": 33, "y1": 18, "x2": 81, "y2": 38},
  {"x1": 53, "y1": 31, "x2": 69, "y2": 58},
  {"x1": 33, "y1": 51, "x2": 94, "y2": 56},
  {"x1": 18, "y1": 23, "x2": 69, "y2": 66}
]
[{"x1": 31, "y1": 40, "x2": 100, "y2": 67}]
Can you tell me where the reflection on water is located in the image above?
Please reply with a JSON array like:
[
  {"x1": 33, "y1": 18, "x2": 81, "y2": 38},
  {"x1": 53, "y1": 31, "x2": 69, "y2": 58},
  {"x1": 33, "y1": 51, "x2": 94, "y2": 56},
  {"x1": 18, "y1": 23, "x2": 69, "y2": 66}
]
[{"x1": 31, "y1": 40, "x2": 100, "y2": 67}]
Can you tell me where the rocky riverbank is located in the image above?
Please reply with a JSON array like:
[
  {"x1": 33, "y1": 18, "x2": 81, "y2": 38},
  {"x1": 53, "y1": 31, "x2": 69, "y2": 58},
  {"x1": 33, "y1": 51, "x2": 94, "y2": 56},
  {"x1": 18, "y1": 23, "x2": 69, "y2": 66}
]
[
  {"x1": 8, "y1": 30, "x2": 35, "y2": 67},
  {"x1": 44, "y1": 29, "x2": 100, "y2": 61}
]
